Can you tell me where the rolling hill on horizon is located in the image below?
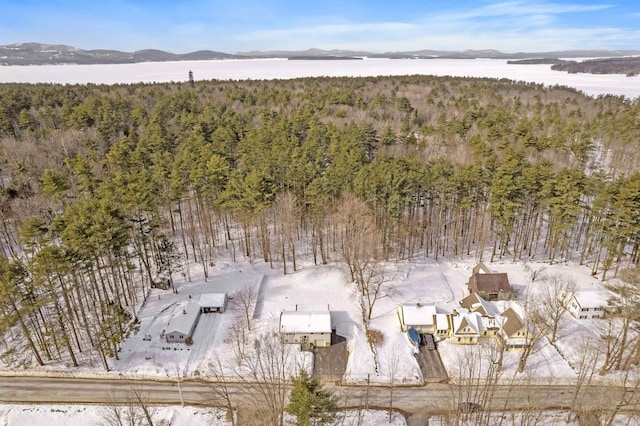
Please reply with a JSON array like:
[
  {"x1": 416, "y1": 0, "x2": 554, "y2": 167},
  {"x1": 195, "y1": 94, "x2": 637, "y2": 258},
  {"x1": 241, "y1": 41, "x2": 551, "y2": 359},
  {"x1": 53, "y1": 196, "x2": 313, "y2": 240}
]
[{"x1": 1, "y1": 42, "x2": 639, "y2": 66}]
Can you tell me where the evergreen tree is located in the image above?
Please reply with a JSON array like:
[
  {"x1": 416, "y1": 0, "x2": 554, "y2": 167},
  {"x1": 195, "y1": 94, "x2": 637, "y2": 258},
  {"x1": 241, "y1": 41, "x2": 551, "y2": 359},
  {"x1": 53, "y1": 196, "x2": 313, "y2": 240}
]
[{"x1": 286, "y1": 369, "x2": 338, "y2": 426}]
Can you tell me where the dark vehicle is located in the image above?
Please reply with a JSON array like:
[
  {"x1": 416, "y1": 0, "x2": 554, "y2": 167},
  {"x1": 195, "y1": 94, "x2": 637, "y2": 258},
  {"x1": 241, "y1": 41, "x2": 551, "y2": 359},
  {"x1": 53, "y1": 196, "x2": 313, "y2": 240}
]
[
  {"x1": 458, "y1": 402, "x2": 482, "y2": 413},
  {"x1": 422, "y1": 334, "x2": 437, "y2": 350}
]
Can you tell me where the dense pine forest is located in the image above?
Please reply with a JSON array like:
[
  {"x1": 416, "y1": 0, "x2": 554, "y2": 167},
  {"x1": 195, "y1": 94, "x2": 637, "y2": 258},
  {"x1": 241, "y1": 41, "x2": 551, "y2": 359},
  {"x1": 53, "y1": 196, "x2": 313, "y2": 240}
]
[{"x1": 0, "y1": 75, "x2": 639, "y2": 370}]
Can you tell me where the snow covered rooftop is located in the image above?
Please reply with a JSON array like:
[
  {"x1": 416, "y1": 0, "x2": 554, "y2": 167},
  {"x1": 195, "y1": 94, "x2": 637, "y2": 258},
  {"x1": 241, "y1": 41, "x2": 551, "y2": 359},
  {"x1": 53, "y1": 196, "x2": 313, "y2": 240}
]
[
  {"x1": 165, "y1": 301, "x2": 201, "y2": 335},
  {"x1": 459, "y1": 292, "x2": 498, "y2": 316},
  {"x1": 200, "y1": 293, "x2": 227, "y2": 308},
  {"x1": 573, "y1": 289, "x2": 610, "y2": 308},
  {"x1": 452, "y1": 312, "x2": 480, "y2": 335},
  {"x1": 435, "y1": 313, "x2": 449, "y2": 331},
  {"x1": 279, "y1": 311, "x2": 332, "y2": 334},
  {"x1": 399, "y1": 304, "x2": 437, "y2": 326}
]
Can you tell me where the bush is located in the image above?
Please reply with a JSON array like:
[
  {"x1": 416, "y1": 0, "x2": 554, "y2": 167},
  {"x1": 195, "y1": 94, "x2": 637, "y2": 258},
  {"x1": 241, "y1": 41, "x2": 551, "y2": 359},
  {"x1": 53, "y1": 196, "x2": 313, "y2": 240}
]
[{"x1": 366, "y1": 328, "x2": 384, "y2": 346}]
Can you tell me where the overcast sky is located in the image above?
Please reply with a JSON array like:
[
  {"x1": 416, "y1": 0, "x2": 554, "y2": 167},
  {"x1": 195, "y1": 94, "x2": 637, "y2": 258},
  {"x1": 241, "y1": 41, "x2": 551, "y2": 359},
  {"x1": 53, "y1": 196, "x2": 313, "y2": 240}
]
[{"x1": 1, "y1": 0, "x2": 639, "y2": 53}]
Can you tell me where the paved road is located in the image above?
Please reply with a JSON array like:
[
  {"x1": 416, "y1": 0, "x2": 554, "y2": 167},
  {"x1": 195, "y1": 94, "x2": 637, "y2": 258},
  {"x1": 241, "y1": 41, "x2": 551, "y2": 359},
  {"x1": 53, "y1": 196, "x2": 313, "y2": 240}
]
[{"x1": 0, "y1": 376, "x2": 638, "y2": 416}]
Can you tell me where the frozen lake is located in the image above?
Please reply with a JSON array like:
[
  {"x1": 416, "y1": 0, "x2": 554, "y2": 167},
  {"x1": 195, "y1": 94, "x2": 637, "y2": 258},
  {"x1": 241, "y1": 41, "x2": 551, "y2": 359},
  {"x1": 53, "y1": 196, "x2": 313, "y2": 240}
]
[{"x1": 1, "y1": 57, "x2": 639, "y2": 99}]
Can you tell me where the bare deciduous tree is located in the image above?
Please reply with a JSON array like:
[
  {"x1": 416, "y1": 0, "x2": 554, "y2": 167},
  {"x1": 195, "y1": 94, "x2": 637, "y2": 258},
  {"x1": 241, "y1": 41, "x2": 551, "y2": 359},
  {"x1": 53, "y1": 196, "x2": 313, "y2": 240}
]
[
  {"x1": 231, "y1": 285, "x2": 258, "y2": 332},
  {"x1": 97, "y1": 386, "x2": 157, "y2": 426},
  {"x1": 334, "y1": 194, "x2": 391, "y2": 328},
  {"x1": 204, "y1": 356, "x2": 237, "y2": 426},
  {"x1": 531, "y1": 273, "x2": 575, "y2": 343},
  {"x1": 229, "y1": 333, "x2": 297, "y2": 426},
  {"x1": 385, "y1": 346, "x2": 400, "y2": 422}
]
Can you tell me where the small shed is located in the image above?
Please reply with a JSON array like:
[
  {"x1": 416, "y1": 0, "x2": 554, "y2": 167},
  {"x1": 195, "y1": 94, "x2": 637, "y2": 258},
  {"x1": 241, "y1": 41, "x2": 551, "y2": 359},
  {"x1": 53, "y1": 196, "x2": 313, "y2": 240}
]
[
  {"x1": 279, "y1": 310, "x2": 332, "y2": 348},
  {"x1": 151, "y1": 273, "x2": 171, "y2": 290},
  {"x1": 397, "y1": 303, "x2": 437, "y2": 333},
  {"x1": 200, "y1": 293, "x2": 228, "y2": 314},
  {"x1": 165, "y1": 302, "x2": 201, "y2": 344}
]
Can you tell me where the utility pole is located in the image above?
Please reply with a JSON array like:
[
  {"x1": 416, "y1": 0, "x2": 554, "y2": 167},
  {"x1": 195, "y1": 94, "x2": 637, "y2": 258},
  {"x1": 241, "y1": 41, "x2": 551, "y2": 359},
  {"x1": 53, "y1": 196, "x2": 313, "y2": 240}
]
[{"x1": 176, "y1": 367, "x2": 184, "y2": 407}]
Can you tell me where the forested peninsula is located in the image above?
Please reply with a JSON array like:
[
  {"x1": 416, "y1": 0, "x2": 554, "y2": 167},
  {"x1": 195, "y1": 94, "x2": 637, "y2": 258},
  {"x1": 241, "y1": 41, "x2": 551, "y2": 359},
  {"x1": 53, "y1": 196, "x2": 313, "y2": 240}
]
[
  {"x1": 0, "y1": 75, "x2": 639, "y2": 369},
  {"x1": 551, "y1": 57, "x2": 640, "y2": 76}
]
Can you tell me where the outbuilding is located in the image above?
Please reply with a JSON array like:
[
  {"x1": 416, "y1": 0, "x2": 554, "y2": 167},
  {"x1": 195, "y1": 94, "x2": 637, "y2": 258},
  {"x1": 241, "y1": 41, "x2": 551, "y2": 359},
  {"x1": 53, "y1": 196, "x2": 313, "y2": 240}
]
[
  {"x1": 468, "y1": 263, "x2": 512, "y2": 301},
  {"x1": 200, "y1": 293, "x2": 229, "y2": 314}
]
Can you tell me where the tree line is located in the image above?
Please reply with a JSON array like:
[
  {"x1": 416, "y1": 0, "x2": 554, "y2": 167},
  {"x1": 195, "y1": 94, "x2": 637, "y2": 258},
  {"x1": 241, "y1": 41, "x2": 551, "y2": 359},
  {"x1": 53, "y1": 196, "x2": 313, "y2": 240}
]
[{"x1": 0, "y1": 74, "x2": 639, "y2": 369}]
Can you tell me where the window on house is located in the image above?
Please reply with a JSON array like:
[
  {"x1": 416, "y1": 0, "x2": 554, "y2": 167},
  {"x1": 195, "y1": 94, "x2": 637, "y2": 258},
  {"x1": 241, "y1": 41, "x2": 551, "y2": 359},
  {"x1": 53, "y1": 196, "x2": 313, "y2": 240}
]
[
  {"x1": 581, "y1": 308, "x2": 589, "y2": 312},
  {"x1": 579, "y1": 316, "x2": 587, "y2": 319},
  {"x1": 457, "y1": 337, "x2": 461, "y2": 342}
]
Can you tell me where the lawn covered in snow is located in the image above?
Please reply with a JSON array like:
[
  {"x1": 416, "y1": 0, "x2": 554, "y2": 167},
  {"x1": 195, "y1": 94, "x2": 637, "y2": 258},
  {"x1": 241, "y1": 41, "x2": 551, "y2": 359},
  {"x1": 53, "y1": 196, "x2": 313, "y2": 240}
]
[
  {"x1": 0, "y1": 404, "x2": 407, "y2": 426},
  {"x1": 101, "y1": 253, "x2": 629, "y2": 386}
]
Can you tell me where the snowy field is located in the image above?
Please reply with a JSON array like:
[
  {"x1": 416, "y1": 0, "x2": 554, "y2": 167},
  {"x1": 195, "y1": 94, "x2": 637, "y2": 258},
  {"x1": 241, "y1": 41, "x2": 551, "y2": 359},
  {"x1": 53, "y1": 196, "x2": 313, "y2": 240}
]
[
  {"x1": 0, "y1": 404, "x2": 407, "y2": 426},
  {"x1": 98, "y1": 254, "x2": 629, "y2": 386},
  {"x1": 0, "y1": 404, "x2": 230, "y2": 426},
  {"x1": 1, "y1": 57, "x2": 640, "y2": 98}
]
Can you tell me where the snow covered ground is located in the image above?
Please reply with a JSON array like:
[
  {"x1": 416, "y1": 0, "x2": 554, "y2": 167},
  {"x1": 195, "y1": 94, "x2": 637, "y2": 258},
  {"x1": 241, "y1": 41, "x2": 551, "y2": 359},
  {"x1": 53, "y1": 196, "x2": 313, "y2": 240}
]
[
  {"x1": 101, "y1": 253, "x2": 631, "y2": 386},
  {"x1": 0, "y1": 404, "x2": 231, "y2": 426},
  {"x1": 1, "y1": 58, "x2": 639, "y2": 98},
  {"x1": 3, "y1": 403, "x2": 638, "y2": 426},
  {"x1": 0, "y1": 251, "x2": 632, "y2": 386},
  {"x1": 0, "y1": 404, "x2": 407, "y2": 426},
  {"x1": 1, "y1": 254, "x2": 637, "y2": 423}
]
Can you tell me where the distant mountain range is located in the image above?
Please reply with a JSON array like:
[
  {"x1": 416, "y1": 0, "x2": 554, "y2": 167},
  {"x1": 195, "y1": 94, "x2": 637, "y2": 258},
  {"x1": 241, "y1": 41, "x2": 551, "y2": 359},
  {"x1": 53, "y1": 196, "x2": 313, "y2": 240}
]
[{"x1": 1, "y1": 42, "x2": 639, "y2": 66}]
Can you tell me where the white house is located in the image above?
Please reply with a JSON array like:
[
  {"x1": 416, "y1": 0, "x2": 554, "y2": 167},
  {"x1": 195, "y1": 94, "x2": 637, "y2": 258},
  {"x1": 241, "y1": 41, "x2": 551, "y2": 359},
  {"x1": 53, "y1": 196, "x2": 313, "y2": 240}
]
[
  {"x1": 397, "y1": 303, "x2": 437, "y2": 333},
  {"x1": 279, "y1": 310, "x2": 332, "y2": 348},
  {"x1": 164, "y1": 301, "x2": 201, "y2": 344},
  {"x1": 200, "y1": 293, "x2": 228, "y2": 314},
  {"x1": 565, "y1": 289, "x2": 609, "y2": 319}
]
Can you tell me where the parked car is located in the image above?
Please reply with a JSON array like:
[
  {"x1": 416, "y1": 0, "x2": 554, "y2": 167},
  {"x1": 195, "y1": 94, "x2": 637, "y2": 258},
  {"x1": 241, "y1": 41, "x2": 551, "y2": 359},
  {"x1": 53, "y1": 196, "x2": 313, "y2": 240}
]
[
  {"x1": 422, "y1": 334, "x2": 437, "y2": 350},
  {"x1": 458, "y1": 401, "x2": 482, "y2": 413}
]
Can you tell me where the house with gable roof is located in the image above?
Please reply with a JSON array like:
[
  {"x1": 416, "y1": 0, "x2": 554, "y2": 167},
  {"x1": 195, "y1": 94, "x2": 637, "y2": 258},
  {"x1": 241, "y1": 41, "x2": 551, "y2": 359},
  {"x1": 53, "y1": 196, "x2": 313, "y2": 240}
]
[
  {"x1": 164, "y1": 301, "x2": 201, "y2": 344},
  {"x1": 460, "y1": 292, "x2": 497, "y2": 317},
  {"x1": 459, "y1": 292, "x2": 500, "y2": 337},
  {"x1": 279, "y1": 307, "x2": 332, "y2": 349},
  {"x1": 564, "y1": 288, "x2": 609, "y2": 319},
  {"x1": 449, "y1": 309, "x2": 481, "y2": 345},
  {"x1": 499, "y1": 307, "x2": 533, "y2": 351}
]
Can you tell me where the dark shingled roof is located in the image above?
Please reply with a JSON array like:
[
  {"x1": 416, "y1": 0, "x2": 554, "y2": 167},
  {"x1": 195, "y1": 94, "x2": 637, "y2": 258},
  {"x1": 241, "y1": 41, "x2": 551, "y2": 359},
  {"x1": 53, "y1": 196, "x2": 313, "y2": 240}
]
[
  {"x1": 501, "y1": 307, "x2": 525, "y2": 337},
  {"x1": 473, "y1": 273, "x2": 510, "y2": 293}
]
